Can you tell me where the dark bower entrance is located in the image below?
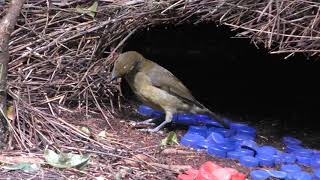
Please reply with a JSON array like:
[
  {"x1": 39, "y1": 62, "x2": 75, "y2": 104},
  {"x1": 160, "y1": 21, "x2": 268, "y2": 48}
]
[{"x1": 122, "y1": 23, "x2": 320, "y2": 140}]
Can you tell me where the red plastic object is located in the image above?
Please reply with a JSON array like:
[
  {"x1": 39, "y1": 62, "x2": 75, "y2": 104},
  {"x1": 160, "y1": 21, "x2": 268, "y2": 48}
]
[
  {"x1": 177, "y1": 169, "x2": 199, "y2": 180},
  {"x1": 200, "y1": 161, "x2": 221, "y2": 174},
  {"x1": 231, "y1": 173, "x2": 246, "y2": 180},
  {"x1": 212, "y1": 168, "x2": 238, "y2": 180},
  {"x1": 177, "y1": 161, "x2": 246, "y2": 180}
]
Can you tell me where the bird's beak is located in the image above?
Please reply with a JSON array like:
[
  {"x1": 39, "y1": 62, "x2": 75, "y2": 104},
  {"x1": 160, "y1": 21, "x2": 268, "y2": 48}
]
[{"x1": 110, "y1": 70, "x2": 118, "y2": 82}]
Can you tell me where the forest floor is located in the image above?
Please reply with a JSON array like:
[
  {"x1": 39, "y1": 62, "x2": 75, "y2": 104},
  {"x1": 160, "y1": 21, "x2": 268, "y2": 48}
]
[{"x1": 1, "y1": 101, "x2": 320, "y2": 180}]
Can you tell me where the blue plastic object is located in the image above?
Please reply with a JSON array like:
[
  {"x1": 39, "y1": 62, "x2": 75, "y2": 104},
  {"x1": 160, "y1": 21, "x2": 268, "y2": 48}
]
[
  {"x1": 195, "y1": 140, "x2": 210, "y2": 149},
  {"x1": 280, "y1": 164, "x2": 302, "y2": 173},
  {"x1": 314, "y1": 169, "x2": 320, "y2": 179},
  {"x1": 227, "y1": 151, "x2": 244, "y2": 160},
  {"x1": 138, "y1": 105, "x2": 155, "y2": 116},
  {"x1": 201, "y1": 119, "x2": 223, "y2": 127},
  {"x1": 286, "y1": 144, "x2": 304, "y2": 153},
  {"x1": 237, "y1": 126, "x2": 256, "y2": 137},
  {"x1": 285, "y1": 171, "x2": 312, "y2": 180},
  {"x1": 208, "y1": 127, "x2": 236, "y2": 137},
  {"x1": 240, "y1": 155, "x2": 259, "y2": 167},
  {"x1": 180, "y1": 133, "x2": 206, "y2": 148},
  {"x1": 268, "y1": 170, "x2": 287, "y2": 179},
  {"x1": 282, "y1": 136, "x2": 302, "y2": 145},
  {"x1": 273, "y1": 154, "x2": 283, "y2": 164},
  {"x1": 296, "y1": 155, "x2": 311, "y2": 166},
  {"x1": 229, "y1": 122, "x2": 249, "y2": 130},
  {"x1": 194, "y1": 114, "x2": 223, "y2": 127},
  {"x1": 187, "y1": 126, "x2": 207, "y2": 137},
  {"x1": 257, "y1": 146, "x2": 277, "y2": 155},
  {"x1": 218, "y1": 142, "x2": 236, "y2": 152},
  {"x1": 257, "y1": 154, "x2": 275, "y2": 167},
  {"x1": 281, "y1": 153, "x2": 296, "y2": 164},
  {"x1": 206, "y1": 132, "x2": 226, "y2": 144},
  {"x1": 238, "y1": 139, "x2": 259, "y2": 150},
  {"x1": 293, "y1": 149, "x2": 313, "y2": 157},
  {"x1": 194, "y1": 114, "x2": 210, "y2": 120},
  {"x1": 231, "y1": 133, "x2": 255, "y2": 142},
  {"x1": 237, "y1": 147, "x2": 255, "y2": 156},
  {"x1": 173, "y1": 114, "x2": 197, "y2": 125},
  {"x1": 207, "y1": 144, "x2": 227, "y2": 157},
  {"x1": 250, "y1": 170, "x2": 270, "y2": 180},
  {"x1": 310, "y1": 158, "x2": 320, "y2": 168}
]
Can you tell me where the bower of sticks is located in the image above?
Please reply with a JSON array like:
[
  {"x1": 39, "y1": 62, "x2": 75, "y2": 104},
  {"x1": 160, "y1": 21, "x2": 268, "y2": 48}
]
[{"x1": 1, "y1": 0, "x2": 320, "y2": 179}]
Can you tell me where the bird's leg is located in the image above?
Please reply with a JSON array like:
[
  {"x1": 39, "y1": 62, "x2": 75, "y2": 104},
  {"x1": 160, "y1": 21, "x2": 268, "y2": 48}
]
[{"x1": 139, "y1": 112, "x2": 173, "y2": 133}]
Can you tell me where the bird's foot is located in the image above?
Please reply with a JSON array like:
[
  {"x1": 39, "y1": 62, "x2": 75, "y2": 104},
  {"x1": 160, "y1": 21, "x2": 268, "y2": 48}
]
[
  {"x1": 137, "y1": 128, "x2": 164, "y2": 134},
  {"x1": 137, "y1": 119, "x2": 170, "y2": 133},
  {"x1": 135, "y1": 118, "x2": 157, "y2": 126}
]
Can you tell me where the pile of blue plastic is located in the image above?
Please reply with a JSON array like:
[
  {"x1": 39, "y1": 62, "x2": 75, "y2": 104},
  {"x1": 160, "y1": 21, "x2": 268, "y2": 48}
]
[{"x1": 138, "y1": 105, "x2": 320, "y2": 180}]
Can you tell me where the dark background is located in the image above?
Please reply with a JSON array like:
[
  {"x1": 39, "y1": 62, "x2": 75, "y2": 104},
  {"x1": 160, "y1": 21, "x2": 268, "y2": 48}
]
[{"x1": 122, "y1": 23, "x2": 320, "y2": 132}]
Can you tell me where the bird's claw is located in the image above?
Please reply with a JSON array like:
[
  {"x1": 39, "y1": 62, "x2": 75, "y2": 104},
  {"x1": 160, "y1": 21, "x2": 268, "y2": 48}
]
[
  {"x1": 137, "y1": 128, "x2": 164, "y2": 134},
  {"x1": 135, "y1": 118, "x2": 157, "y2": 126},
  {"x1": 137, "y1": 122, "x2": 156, "y2": 126}
]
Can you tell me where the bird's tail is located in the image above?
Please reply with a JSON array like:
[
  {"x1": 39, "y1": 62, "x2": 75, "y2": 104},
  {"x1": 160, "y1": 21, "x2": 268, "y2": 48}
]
[
  {"x1": 203, "y1": 108, "x2": 229, "y2": 128},
  {"x1": 192, "y1": 105, "x2": 229, "y2": 128}
]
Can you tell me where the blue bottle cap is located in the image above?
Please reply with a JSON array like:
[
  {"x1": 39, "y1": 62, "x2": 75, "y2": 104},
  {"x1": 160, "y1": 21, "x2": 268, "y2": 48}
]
[
  {"x1": 151, "y1": 110, "x2": 164, "y2": 118},
  {"x1": 207, "y1": 144, "x2": 227, "y2": 158},
  {"x1": 218, "y1": 142, "x2": 236, "y2": 152},
  {"x1": 240, "y1": 155, "x2": 259, "y2": 167},
  {"x1": 282, "y1": 136, "x2": 302, "y2": 145},
  {"x1": 310, "y1": 158, "x2": 320, "y2": 168},
  {"x1": 313, "y1": 150, "x2": 320, "y2": 156},
  {"x1": 194, "y1": 114, "x2": 210, "y2": 120},
  {"x1": 296, "y1": 155, "x2": 311, "y2": 166},
  {"x1": 200, "y1": 118, "x2": 224, "y2": 127},
  {"x1": 208, "y1": 127, "x2": 236, "y2": 137},
  {"x1": 227, "y1": 151, "x2": 244, "y2": 160},
  {"x1": 206, "y1": 132, "x2": 226, "y2": 144},
  {"x1": 314, "y1": 169, "x2": 320, "y2": 178},
  {"x1": 267, "y1": 170, "x2": 287, "y2": 179},
  {"x1": 250, "y1": 170, "x2": 270, "y2": 180},
  {"x1": 230, "y1": 122, "x2": 249, "y2": 130},
  {"x1": 257, "y1": 154, "x2": 275, "y2": 167},
  {"x1": 273, "y1": 154, "x2": 283, "y2": 164},
  {"x1": 137, "y1": 105, "x2": 155, "y2": 116},
  {"x1": 293, "y1": 149, "x2": 313, "y2": 157},
  {"x1": 239, "y1": 139, "x2": 259, "y2": 150},
  {"x1": 286, "y1": 171, "x2": 312, "y2": 180},
  {"x1": 236, "y1": 147, "x2": 255, "y2": 156},
  {"x1": 281, "y1": 153, "x2": 296, "y2": 164},
  {"x1": 194, "y1": 140, "x2": 210, "y2": 150},
  {"x1": 173, "y1": 114, "x2": 197, "y2": 125},
  {"x1": 257, "y1": 146, "x2": 277, "y2": 155},
  {"x1": 180, "y1": 133, "x2": 206, "y2": 148},
  {"x1": 280, "y1": 164, "x2": 302, "y2": 173},
  {"x1": 188, "y1": 126, "x2": 207, "y2": 137},
  {"x1": 236, "y1": 126, "x2": 256, "y2": 137},
  {"x1": 286, "y1": 144, "x2": 304, "y2": 153},
  {"x1": 231, "y1": 133, "x2": 255, "y2": 142}
]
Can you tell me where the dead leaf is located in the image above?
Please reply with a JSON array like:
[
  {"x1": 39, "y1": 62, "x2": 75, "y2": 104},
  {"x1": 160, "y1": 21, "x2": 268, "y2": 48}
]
[{"x1": 0, "y1": 155, "x2": 45, "y2": 164}]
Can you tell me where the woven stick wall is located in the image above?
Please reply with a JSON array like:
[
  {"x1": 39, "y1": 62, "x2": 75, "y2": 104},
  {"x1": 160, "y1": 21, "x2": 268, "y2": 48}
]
[{"x1": 2, "y1": 0, "x2": 319, "y2": 151}]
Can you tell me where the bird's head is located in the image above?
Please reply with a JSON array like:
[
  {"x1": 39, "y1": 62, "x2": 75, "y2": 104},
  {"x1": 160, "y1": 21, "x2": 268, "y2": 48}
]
[{"x1": 111, "y1": 51, "x2": 143, "y2": 81}]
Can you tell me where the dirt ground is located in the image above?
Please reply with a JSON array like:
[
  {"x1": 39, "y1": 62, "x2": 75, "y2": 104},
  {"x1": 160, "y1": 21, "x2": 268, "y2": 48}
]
[{"x1": 1, "y1": 101, "x2": 320, "y2": 180}]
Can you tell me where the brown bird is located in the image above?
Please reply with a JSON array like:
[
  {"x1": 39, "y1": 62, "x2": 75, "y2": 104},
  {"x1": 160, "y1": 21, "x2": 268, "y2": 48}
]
[{"x1": 111, "y1": 51, "x2": 229, "y2": 132}]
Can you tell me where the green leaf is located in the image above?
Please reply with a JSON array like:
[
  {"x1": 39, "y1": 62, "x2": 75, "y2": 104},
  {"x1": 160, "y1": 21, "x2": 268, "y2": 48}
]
[
  {"x1": 44, "y1": 149, "x2": 90, "y2": 169},
  {"x1": 2, "y1": 163, "x2": 41, "y2": 173},
  {"x1": 161, "y1": 131, "x2": 179, "y2": 146},
  {"x1": 75, "y1": 1, "x2": 98, "y2": 18}
]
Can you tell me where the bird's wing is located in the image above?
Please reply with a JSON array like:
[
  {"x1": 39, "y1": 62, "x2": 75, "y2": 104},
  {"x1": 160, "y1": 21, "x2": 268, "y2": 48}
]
[{"x1": 144, "y1": 63, "x2": 205, "y2": 108}]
